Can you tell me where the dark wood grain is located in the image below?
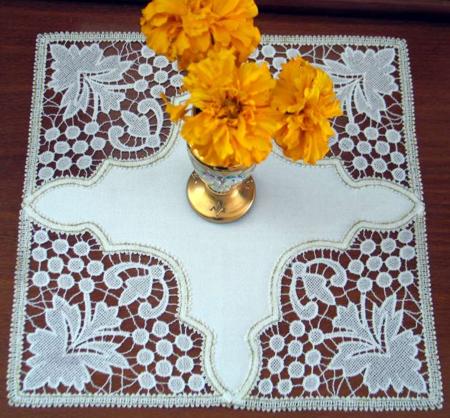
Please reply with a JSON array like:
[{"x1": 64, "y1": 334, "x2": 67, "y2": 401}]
[
  {"x1": 0, "y1": 1, "x2": 449, "y2": 417},
  {"x1": 257, "y1": 0, "x2": 450, "y2": 19},
  {"x1": 67, "y1": 0, "x2": 450, "y2": 18}
]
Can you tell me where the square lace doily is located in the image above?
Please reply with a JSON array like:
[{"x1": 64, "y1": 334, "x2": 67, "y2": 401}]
[{"x1": 8, "y1": 33, "x2": 442, "y2": 411}]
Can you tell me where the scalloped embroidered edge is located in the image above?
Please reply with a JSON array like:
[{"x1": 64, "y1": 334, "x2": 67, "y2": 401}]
[{"x1": 7, "y1": 32, "x2": 442, "y2": 410}]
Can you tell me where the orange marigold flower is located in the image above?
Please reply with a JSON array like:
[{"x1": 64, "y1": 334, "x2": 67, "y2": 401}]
[
  {"x1": 140, "y1": 0, "x2": 260, "y2": 68},
  {"x1": 272, "y1": 56, "x2": 343, "y2": 164},
  {"x1": 166, "y1": 49, "x2": 281, "y2": 167}
]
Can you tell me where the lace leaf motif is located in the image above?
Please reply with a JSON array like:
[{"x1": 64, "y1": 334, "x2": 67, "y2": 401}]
[
  {"x1": 330, "y1": 295, "x2": 426, "y2": 394},
  {"x1": 48, "y1": 44, "x2": 132, "y2": 120},
  {"x1": 322, "y1": 47, "x2": 397, "y2": 122},
  {"x1": 24, "y1": 294, "x2": 128, "y2": 391}
]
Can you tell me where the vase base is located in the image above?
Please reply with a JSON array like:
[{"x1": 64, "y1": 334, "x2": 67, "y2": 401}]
[{"x1": 186, "y1": 172, "x2": 256, "y2": 223}]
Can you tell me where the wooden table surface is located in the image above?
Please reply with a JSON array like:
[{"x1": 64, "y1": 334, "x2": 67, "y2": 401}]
[{"x1": 0, "y1": 1, "x2": 449, "y2": 417}]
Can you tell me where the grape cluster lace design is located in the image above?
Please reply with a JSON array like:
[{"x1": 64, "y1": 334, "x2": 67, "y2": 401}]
[
  {"x1": 23, "y1": 225, "x2": 215, "y2": 397},
  {"x1": 36, "y1": 41, "x2": 182, "y2": 186},
  {"x1": 250, "y1": 42, "x2": 409, "y2": 187},
  {"x1": 252, "y1": 226, "x2": 426, "y2": 399}
]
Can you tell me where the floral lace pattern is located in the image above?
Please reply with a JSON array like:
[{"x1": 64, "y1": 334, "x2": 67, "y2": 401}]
[
  {"x1": 250, "y1": 42, "x2": 409, "y2": 187},
  {"x1": 22, "y1": 224, "x2": 215, "y2": 397},
  {"x1": 37, "y1": 41, "x2": 182, "y2": 186},
  {"x1": 36, "y1": 36, "x2": 409, "y2": 189},
  {"x1": 251, "y1": 225, "x2": 428, "y2": 399},
  {"x1": 8, "y1": 33, "x2": 441, "y2": 411}
]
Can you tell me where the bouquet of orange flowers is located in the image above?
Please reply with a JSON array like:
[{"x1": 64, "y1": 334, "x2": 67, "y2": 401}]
[{"x1": 141, "y1": 0, "x2": 342, "y2": 168}]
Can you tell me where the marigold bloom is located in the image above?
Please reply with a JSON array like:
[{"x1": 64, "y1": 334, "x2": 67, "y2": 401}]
[
  {"x1": 272, "y1": 56, "x2": 342, "y2": 164},
  {"x1": 140, "y1": 0, "x2": 260, "y2": 68},
  {"x1": 166, "y1": 49, "x2": 280, "y2": 167}
]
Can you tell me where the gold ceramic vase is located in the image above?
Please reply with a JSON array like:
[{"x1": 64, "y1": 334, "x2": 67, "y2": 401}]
[{"x1": 186, "y1": 146, "x2": 256, "y2": 223}]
